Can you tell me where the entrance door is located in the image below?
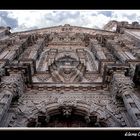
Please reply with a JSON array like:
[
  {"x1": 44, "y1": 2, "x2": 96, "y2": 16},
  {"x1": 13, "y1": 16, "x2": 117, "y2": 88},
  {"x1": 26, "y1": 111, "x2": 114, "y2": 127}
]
[
  {"x1": 27, "y1": 114, "x2": 104, "y2": 127},
  {"x1": 46, "y1": 114, "x2": 88, "y2": 127}
]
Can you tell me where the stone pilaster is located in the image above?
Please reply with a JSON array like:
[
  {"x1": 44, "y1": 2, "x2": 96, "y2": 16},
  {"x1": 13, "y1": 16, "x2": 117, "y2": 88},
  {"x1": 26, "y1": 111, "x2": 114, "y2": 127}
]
[
  {"x1": 0, "y1": 72, "x2": 25, "y2": 124},
  {"x1": 91, "y1": 39, "x2": 107, "y2": 60},
  {"x1": 106, "y1": 40, "x2": 130, "y2": 63},
  {"x1": 111, "y1": 71, "x2": 140, "y2": 126},
  {"x1": 0, "y1": 90, "x2": 13, "y2": 122}
]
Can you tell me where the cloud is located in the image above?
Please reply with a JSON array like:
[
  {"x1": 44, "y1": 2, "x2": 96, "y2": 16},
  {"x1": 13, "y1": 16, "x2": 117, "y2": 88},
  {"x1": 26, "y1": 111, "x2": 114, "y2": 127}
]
[
  {"x1": 122, "y1": 13, "x2": 137, "y2": 20},
  {"x1": 110, "y1": 10, "x2": 140, "y2": 23},
  {"x1": 0, "y1": 10, "x2": 140, "y2": 33},
  {"x1": 0, "y1": 11, "x2": 18, "y2": 28},
  {"x1": 98, "y1": 11, "x2": 113, "y2": 17},
  {"x1": 45, "y1": 11, "x2": 80, "y2": 22},
  {"x1": 13, "y1": 24, "x2": 39, "y2": 32}
]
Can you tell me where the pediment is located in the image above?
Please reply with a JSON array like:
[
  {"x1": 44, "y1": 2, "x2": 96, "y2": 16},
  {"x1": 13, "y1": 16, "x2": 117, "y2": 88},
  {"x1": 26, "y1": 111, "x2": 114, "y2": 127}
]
[{"x1": 16, "y1": 24, "x2": 116, "y2": 37}]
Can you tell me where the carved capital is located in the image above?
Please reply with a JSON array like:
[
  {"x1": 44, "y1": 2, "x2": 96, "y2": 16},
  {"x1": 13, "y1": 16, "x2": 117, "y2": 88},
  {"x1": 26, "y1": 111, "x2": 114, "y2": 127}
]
[
  {"x1": 111, "y1": 72, "x2": 134, "y2": 97},
  {"x1": 1, "y1": 82, "x2": 18, "y2": 97},
  {"x1": 1, "y1": 73, "x2": 24, "y2": 97}
]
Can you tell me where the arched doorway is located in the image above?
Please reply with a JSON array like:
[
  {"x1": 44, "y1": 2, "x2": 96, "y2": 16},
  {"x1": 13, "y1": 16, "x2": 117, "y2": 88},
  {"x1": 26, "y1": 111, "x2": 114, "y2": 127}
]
[{"x1": 26, "y1": 104, "x2": 107, "y2": 127}]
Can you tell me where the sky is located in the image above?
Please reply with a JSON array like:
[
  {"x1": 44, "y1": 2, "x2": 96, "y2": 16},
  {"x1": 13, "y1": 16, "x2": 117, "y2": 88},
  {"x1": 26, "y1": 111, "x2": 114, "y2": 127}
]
[{"x1": 0, "y1": 10, "x2": 140, "y2": 33}]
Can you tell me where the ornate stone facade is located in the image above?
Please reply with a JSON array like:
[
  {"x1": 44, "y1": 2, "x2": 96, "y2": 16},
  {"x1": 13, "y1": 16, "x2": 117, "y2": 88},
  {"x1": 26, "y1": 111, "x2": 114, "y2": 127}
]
[{"x1": 0, "y1": 21, "x2": 140, "y2": 127}]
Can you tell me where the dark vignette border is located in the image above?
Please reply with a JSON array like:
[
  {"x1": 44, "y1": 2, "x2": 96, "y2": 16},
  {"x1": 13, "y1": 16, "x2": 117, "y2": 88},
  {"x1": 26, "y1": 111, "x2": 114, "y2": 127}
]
[
  {"x1": 0, "y1": 0, "x2": 140, "y2": 139},
  {"x1": 1, "y1": 129, "x2": 139, "y2": 139},
  {"x1": 0, "y1": 0, "x2": 140, "y2": 9}
]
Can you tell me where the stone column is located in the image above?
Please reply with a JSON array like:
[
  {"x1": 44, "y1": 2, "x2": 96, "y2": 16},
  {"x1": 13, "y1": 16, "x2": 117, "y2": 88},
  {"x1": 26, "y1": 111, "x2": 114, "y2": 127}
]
[
  {"x1": 0, "y1": 72, "x2": 25, "y2": 123},
  {"x1": 106, "y1": 40, "x2": 130, "y2": 63},
  {"x1": 111, "y1": 71, "x2": 140, "y2": 126},
  {"x1": 0, "y1": 90, "x2": 13, "y2": 122},
  {"x1": 91, "y1": 40, "x2": 107, "y2": 60}
]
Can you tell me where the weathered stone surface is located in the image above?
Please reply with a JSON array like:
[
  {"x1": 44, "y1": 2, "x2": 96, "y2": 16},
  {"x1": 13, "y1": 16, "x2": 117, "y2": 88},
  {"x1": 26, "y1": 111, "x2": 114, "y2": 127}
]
[{"x1": 0, "y1": 21, "x2": 140, "y2": 127}]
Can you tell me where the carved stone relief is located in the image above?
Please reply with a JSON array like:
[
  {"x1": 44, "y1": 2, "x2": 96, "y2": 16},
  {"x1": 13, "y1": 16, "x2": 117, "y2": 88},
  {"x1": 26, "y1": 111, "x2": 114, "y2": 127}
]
[
  {"x1": 5, "y1": 91, "x2": 127, "y2": 127},
  {"x1": 0, "y1": 22, "x2": 140, "y2": 127}
]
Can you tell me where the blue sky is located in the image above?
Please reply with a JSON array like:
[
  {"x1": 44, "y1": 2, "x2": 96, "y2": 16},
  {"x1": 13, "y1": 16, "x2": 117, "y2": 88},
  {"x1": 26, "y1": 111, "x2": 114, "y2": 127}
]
[{"x1": 0, "y1": 10, "x2": 140, "y2": 32}]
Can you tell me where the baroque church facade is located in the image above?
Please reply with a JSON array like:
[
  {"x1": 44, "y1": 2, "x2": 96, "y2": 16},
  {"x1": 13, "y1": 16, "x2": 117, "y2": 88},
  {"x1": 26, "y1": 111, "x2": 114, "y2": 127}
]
[{"x1": 0, "y1": 20, "x2": 140, "y2": 127}]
